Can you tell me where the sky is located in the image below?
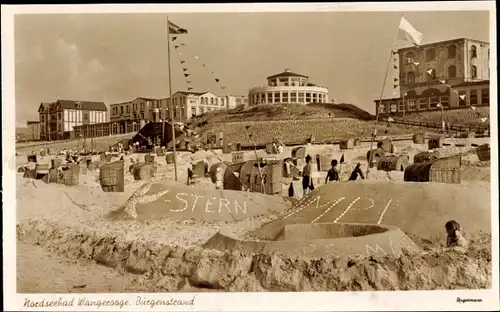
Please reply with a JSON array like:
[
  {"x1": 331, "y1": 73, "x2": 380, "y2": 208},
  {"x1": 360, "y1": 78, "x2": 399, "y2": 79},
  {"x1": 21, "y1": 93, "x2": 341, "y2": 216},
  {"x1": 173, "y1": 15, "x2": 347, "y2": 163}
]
[{"x1": 14, "y1": 10, "x2": 489, "y2": 127}]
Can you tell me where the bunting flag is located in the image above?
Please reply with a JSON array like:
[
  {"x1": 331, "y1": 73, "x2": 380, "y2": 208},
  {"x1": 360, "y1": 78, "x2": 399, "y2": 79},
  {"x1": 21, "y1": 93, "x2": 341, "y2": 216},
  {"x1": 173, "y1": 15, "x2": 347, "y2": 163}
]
[
  {"x1": 186, "y1": 80, "x2": 192, "y2": 84},
  {"x1": 480, "y1": 117, "x2": 488, "y2": 123},
  {"x1": 459, "y1": 94, "x2": 466, "y2": 100},
  {"x1": 394, "y1": 78, "x2": 398, "y2": 83},
  {"x1": 426, "y1": 69, "x2": 434, "y2": 75},
  {"x1": 413, "y1": 61, "x2": 420, "y2": 66},
  {"x1": 184, "y1": 73, "x2": 190, "y2": 77},
  {"x1": 182, "y1": 68, "x2": 188, "y2": 72},
  {"x1": 202, "y1": 63, "x2": 207, "y2": 67},
  {"x1": 393, "y1": 65, "x2": 398, "y2": 69},
  {"x1": 392, "y1": 50, "x2": 397, "y2": 55},
  {"x1": 180, "y1": 60, "x2": 186, "y2": 64},
  {"x1": 188, "y1": 86, "x2": 194, "y2": 91},
  {"x1": 340, "y1": 154, "x2": 345, "y2": 164},
  {"x1": 393, "y1": 84, "x2": 398, "y2": 89},
  {"x1": 180, "y1": 43, "x2": 186, "y2": 47},
  {"x1": 471, "y1": 106, "x2": 476, "y2": 111},
  {"x1": 172, "y1": 37, "x2": 177, "y2": 42},
  {"x1": 439, "y1": 80, "x2": 446, "y2": 84},
  {"x1": 388, "y1": 117, "x2": 394, "y2": 122},
  {"x1": 175, "y1": 45, "x2": 180, "y2": 49},
  {"x1": 215, "y1": 78, "x2": 220, "y2": 83},
  {"x1": 437, "y1": 103, "x2": 441, "y2": 108},
  {"x1": 476, "y1": 112, "x2": 481, "y2": 117}
]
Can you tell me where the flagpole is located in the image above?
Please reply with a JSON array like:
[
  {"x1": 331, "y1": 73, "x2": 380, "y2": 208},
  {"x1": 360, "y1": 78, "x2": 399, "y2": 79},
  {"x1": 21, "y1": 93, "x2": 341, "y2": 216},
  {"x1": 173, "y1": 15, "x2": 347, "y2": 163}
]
[
  {"x1": 166, "y1": 16, "x2": 179, "y2": 182},
  {"x1": 366, "y1": 14, "x2": 403, "y2": 178}
]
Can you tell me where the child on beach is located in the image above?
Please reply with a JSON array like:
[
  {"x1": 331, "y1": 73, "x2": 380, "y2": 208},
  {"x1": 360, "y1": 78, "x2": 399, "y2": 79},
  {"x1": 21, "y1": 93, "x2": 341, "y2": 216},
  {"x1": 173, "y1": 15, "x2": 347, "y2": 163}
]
[{"x1": 445, "y1": 220, "x2": 468, "y2": 248}]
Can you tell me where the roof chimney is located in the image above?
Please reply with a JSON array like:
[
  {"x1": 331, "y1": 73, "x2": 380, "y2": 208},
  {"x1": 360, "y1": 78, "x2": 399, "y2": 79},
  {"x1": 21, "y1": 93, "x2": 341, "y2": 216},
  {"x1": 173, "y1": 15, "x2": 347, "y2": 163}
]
[{"x1": 285, "y1": 69, "x2": 290, "y2": 73}]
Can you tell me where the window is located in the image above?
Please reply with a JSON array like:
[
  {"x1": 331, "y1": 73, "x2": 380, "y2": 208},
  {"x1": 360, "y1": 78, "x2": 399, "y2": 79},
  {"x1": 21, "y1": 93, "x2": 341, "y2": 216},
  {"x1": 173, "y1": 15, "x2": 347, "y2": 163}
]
[
  {"x1": 274, "y1": 92, "x2": 280, "y2": 103},
  {"x1": 407, "y1": 72, "x2": 415, "y2": 83},
  {"x1": 427, "y1": 68, "x2": 436, "y2": 81},
  {"x1": 200, "y1": 107, "x2": 205, "y2": 114},
  {"x1": 481, "y1": 88, "x2": 489, "y2": 105},
  {"x1": 121, "y1": 106, "x2": 124, "y2": 114},
  {"x1": 425, "y1": 48, "x2": 436, "y2": 62},
  {"x1": 390, "y1": 102, "x2": 398, "y2": 113},
  {"x1": 84, "y1": 113, "x2": 89, "y2": 120},
  {"x1": 440, "y1": 95, "x2": 449, "y2": 108},
  {"x1": 471, "y1": 65, "x2": 477, "y2": 79},
  {"x1": 267, "y1": 93, "x2": 273, "y2": 103},
  {"x1": 406, "y1": 52, "x2": 415, "y2": 64},
  {"x1": 470, "y1": 90, "x2": 478, "y2": 105},
  {"x1": 418, "y1": 98, "x2": 428, "y2": 110},
  {"x1": 127, "y1": 106, "x2": 130, "y2": 113},
  {"x1": 210, "y1": 98, "x2": 214, "y2": 105},
  {"x1": 283, "y1": 92, "x2": 289, "y2": 103},
  {"x1": 447, "y1": 45, "x2": 456, "y2": 59},
  {"x1": 41, "y1": 115, "x2": 45, "y2": 122},
  {"x1": 429, "y1": 96, "x2": 439, "y2": 109},
  {"x1": 58, "y1": 112, "x2": 62, "y2": 119},
  {"x1": 398, "y1": 100, "x2": 404, "y2": 112},
  {"x1": 458, "y1": 91, "x2": 467, "y2": 107},
  {"x1": 305, "y1": 93, "x2": 311, "y2": 102},
  {"x1": 378, "y1": 103, "x2": 386, "y2": 113},
  {"x1": 448, "y1": 65, "x2": 456, "y2": 78},
  {"x1": 471, "y1": 45, "x2": 477, "y2": 58},
  {"x1": 298, "y1": 93, "x2": 304, "y2": 102},
  {"x1": 290, "y1": 92, "x2": 297, "y2": 103}
]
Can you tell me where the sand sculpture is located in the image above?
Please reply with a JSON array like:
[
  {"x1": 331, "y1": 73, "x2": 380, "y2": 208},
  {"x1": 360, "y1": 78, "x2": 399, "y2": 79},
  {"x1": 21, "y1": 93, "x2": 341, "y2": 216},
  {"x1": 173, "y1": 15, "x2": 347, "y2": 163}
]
[
  {"x1": 254, "y1": 182, "x2": 490, "y2": 240},
  {"x1": 107, "y1": 180, "x2": 291, "y2": 222},
  {"x1": 204, "y1": 222, "x2": 420, "y2": 259}
]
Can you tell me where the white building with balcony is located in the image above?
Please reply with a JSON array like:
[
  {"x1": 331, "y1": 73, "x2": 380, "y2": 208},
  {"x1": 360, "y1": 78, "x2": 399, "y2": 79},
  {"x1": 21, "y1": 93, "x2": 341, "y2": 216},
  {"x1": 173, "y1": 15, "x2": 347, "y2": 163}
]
[{"x1": 248, "y1": 69, "x2": 329, "y2": 105}]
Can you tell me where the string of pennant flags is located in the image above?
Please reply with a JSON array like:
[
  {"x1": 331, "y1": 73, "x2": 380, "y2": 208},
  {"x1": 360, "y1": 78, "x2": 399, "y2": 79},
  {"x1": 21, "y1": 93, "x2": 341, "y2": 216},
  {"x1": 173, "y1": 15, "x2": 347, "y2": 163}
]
[{"x1": 171, "y1": 35, "x2": 227, "y2": 93}]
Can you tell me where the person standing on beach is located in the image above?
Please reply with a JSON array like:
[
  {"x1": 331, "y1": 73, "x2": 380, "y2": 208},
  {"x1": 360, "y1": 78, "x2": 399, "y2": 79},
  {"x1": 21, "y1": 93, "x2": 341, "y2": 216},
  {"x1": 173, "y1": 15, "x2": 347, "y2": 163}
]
[
  {"x1": 302, "y1": 155, "x2": 314, "y2": 196},
  {"x1": 325, "y1": 159, "x2": 340, "y2": 184},
  {"x1": 348, "y1": 163, "x2": 365, "y2": 181}
]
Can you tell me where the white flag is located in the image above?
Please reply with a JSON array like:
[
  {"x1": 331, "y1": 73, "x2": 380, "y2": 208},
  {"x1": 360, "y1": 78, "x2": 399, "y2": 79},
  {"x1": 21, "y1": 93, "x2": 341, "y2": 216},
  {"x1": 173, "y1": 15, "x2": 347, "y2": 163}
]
[
  {"x1": 398, "y1": 17, "x2": 424, "y2": 46},
  {"x1": 427, "y1": 69, "x2": 434, "y2": 75},
  {"x1": 460, "y1": 94, "x2": 466, "y2": 100},
  {"x1": 471, "y1": 106, "x2": 476, "y2": 111},
  {"x1": 388, "y1": 117, "x2": 394, "y2": 122},
  {"x1": 194, "y1": 56, "x2": 199, "y2": 60},
  {"x1": 413, "y1": 62, "x2": 420, "y2": 65},
  {"x1": 480, "y1": 117, "x2": 488, "y2": 123},
  {"x1": 439, "y1": 80, "x2": 446, "y2": 84}
]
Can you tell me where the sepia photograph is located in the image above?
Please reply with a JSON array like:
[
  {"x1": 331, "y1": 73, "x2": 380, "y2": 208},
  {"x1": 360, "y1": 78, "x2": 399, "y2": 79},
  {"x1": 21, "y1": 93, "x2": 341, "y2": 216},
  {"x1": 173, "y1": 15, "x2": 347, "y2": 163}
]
[{"x1": 2, "y1": 2, "x2": 498, "y2": 311}]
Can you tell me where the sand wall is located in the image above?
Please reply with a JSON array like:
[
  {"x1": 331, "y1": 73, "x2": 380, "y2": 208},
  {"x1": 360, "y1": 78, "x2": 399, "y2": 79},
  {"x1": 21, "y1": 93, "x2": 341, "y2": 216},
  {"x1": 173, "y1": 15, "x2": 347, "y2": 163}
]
[{"x1": 17, "y1": 219, "x2": 492, "y2": 291}]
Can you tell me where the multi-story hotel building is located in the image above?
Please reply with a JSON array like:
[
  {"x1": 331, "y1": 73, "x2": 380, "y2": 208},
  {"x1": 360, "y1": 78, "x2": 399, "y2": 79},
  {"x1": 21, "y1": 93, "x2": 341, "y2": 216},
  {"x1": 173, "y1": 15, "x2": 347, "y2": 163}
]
[
  {"x1": 375, "y1": 38, "x2": 490, "y2": 117},
  {"x1": 248, "y1": 69, "x2": 329, "y2": 106},
  {"x1": 109, "y1": 97, "x2": 162, "y2": 134},
  {"x1": 38, "y1": 99, "x2": 108, "y2": 140}
]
